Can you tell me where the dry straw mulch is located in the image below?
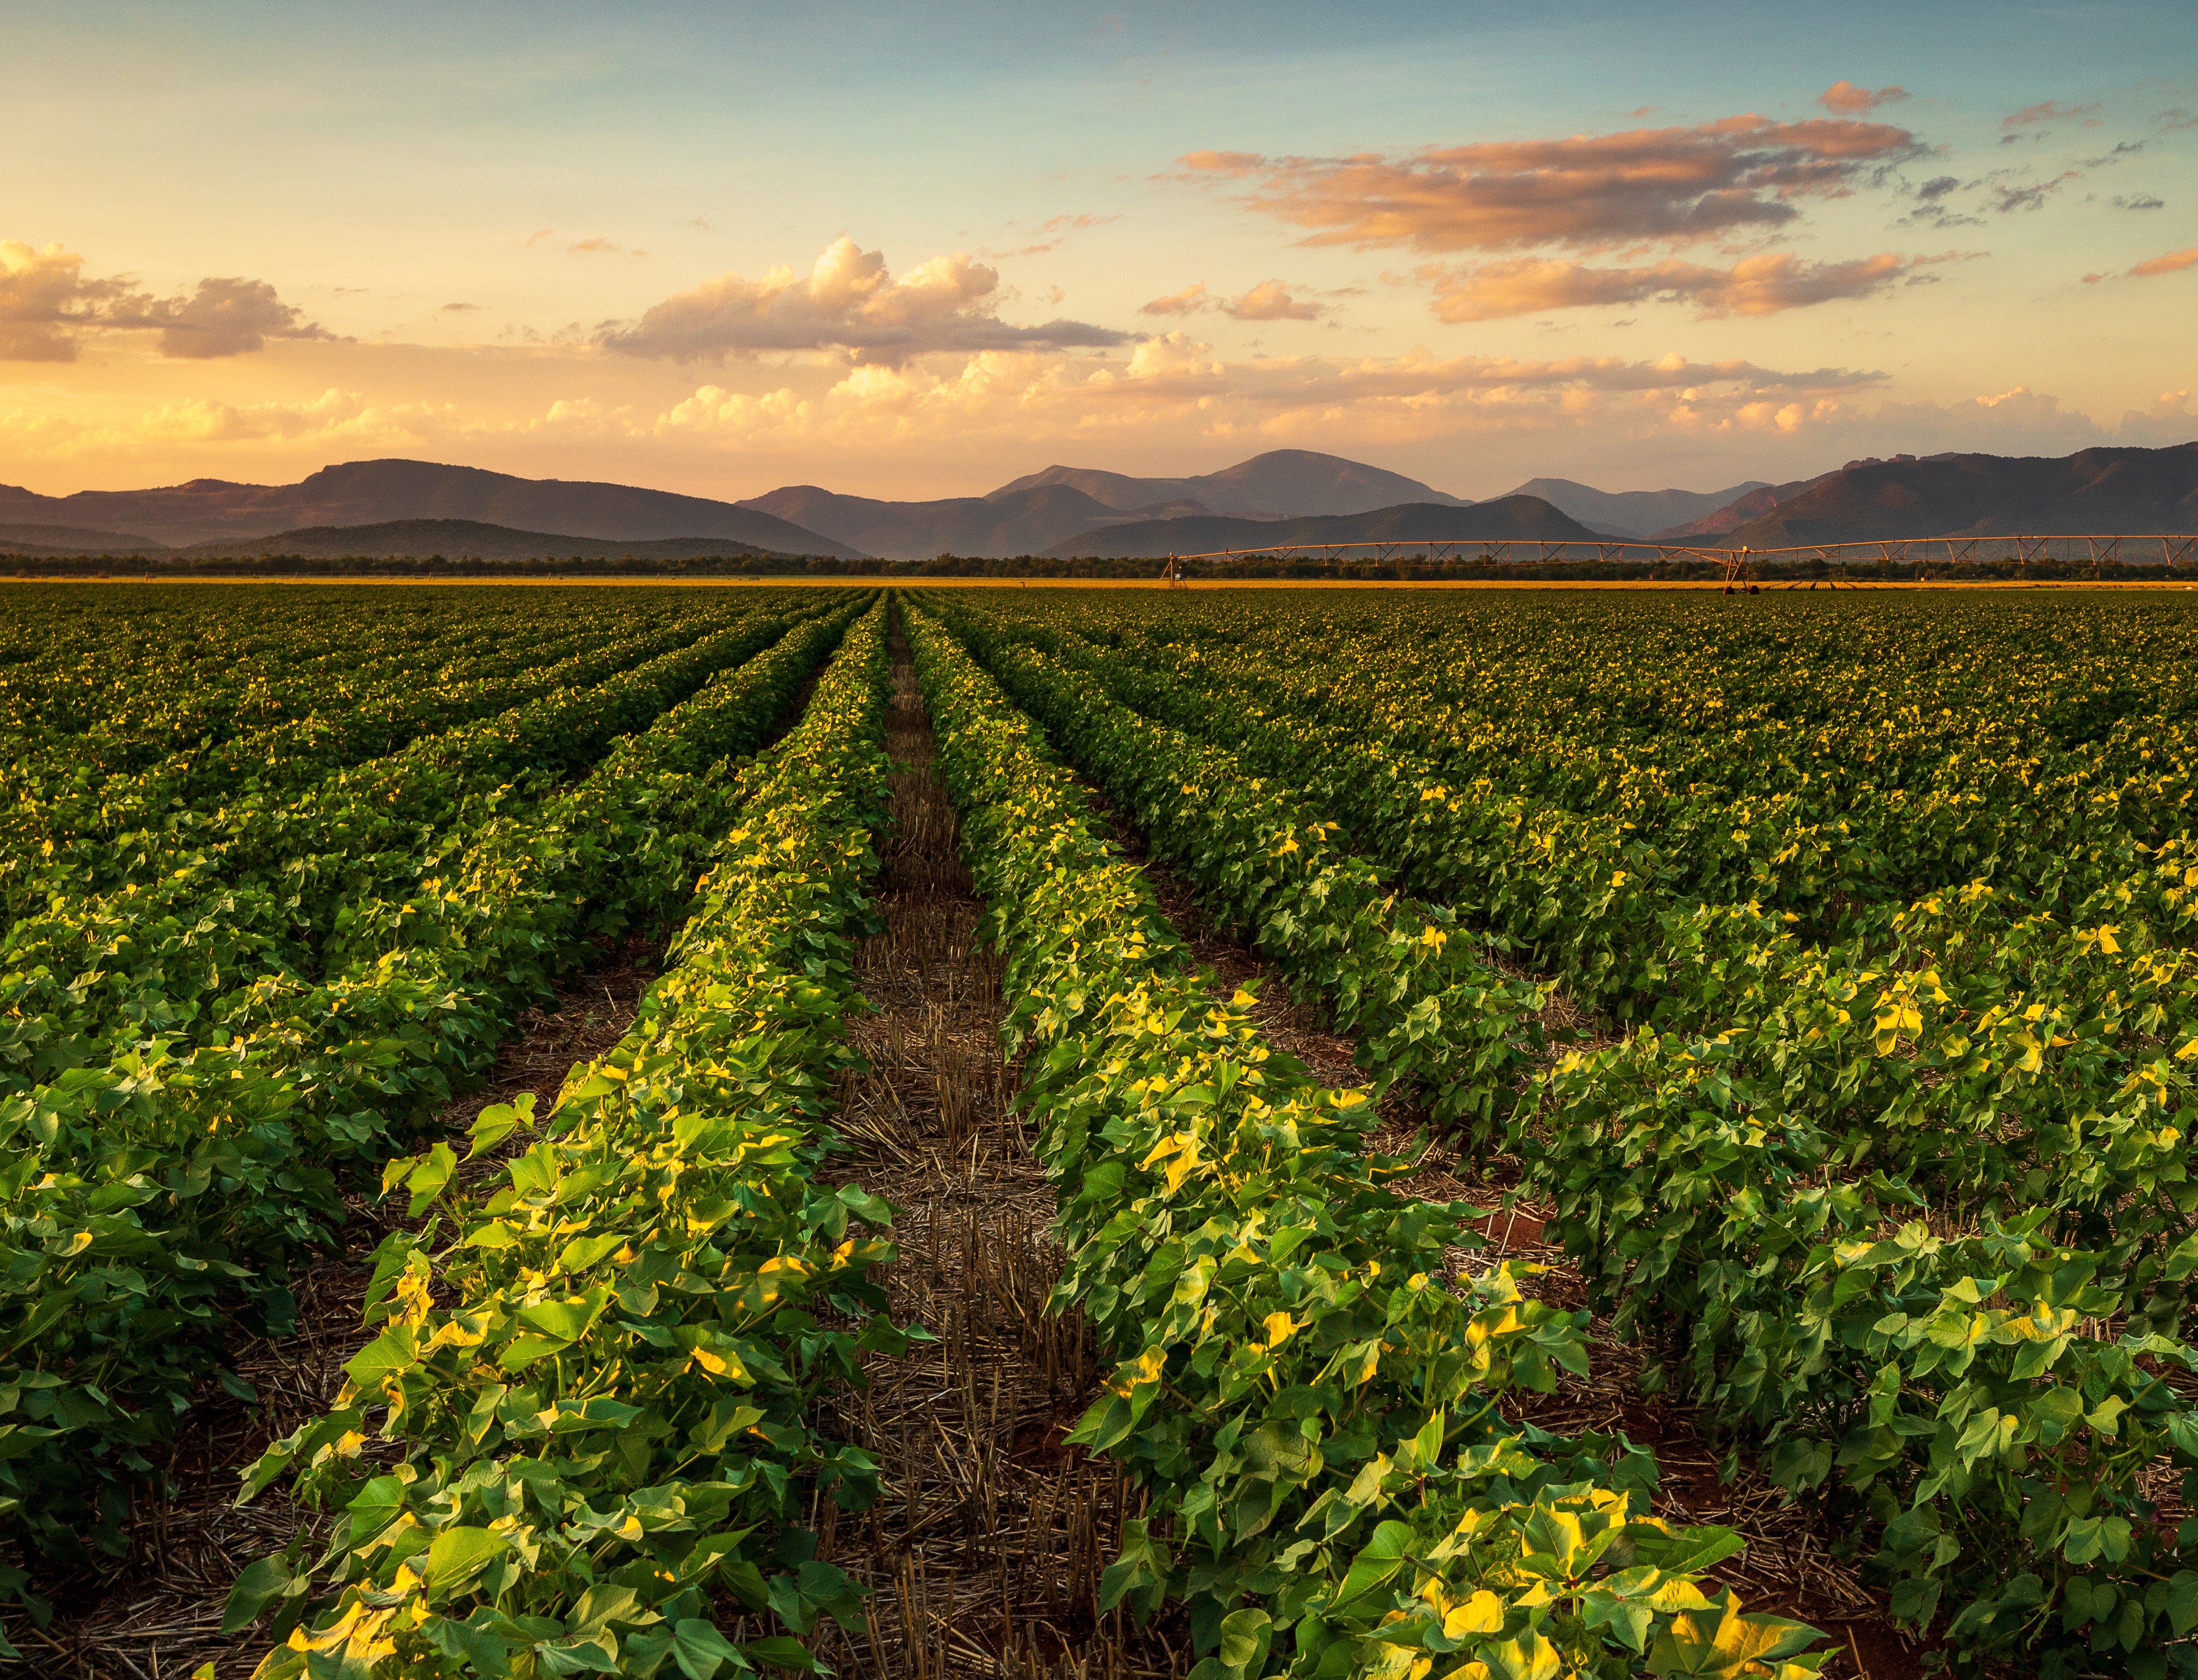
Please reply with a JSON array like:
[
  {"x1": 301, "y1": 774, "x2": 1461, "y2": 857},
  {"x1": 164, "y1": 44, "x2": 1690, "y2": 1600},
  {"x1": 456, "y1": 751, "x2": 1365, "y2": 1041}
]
[{"x1": 807, "y1": 628, "x2": 1187, "y2": 1679}]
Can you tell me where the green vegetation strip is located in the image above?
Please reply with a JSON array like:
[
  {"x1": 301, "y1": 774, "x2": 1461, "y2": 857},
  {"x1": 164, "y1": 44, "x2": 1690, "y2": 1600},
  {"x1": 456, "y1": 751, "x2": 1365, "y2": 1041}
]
[
  {"x1": 227, "y1": 601, "x2": 904, "y2": 1680},
  {"x1": 921, "y1": 588, "x2": 2198, "y2": 1675},
  {"x1": 906, "y1": 603, "x2": 1825, "y2": 1680},
  {"x1": 936, "y1": 606, "x2": 1543, "y2": 1148},
  {"x1": 0, "y1": 600, "x2": 864, "y2": 1616},
  {"x1": 1, "y1": 601, "x2": 829, "y2": 1094}
]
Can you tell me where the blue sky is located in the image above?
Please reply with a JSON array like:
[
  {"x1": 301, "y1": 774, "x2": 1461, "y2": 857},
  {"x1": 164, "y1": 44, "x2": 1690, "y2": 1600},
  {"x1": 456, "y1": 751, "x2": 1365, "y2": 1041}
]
[{"x1": 3, "y1": 0, "x2": 2192, "y2": 498}]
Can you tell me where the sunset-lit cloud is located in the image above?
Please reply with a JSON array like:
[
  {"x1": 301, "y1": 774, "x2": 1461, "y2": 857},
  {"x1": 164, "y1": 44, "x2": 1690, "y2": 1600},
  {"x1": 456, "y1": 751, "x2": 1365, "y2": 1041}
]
[
  {"x1": 1419, "y1": 251, "x2": 1944, "y2": 320},
  {"x1": 598, "y1": 237, "x2": 1126, "y2": 364},
  {"x1": 0, "y1": 242, "x2": 118, "y2": 361},
  {"x1": 2132, "y1": 245, "x2": 2198, "y2": 276},
  {"x1": 2083, "y1": 244, "x2": 2198, "y2": 283},
  {"x1": 1140, "y1": 281, "x2": 1209, "y2": 316},
  {"x1": 1228, "y1": 279, "x2": 1324, "y2": 320},
  {"x1": 0, "y1": 240, "x2": 328, "y2": 361},
  {"x1": 634, "y1": 336, "x2": 1883, "y2": 454},
  {"x1": 1818, "y1": 80, "x2": 1908, "y2": 116},
  {"x1": 2002, "y1": 99, "x2": 2101, "y2": 132},
  {"x1": 126, "y1": 277, "x2": 334, "y2": 359},
  {"x1": 1178, "y1": 115, "x2": 1924, "y2": 254},
  {"x1": 1140, "y1": 278, "x2": 1326, "y2": 319}
]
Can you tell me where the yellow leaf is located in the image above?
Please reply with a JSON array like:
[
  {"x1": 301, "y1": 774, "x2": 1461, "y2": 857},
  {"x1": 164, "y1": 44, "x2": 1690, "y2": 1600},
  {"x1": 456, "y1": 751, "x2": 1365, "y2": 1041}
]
[
  {"x1": 1107, "y1": 1346, "x2": 1166, "y2": 1397},
  {"x1": 1443, "y1": 1590, "x2": 1506, "y2": 1637}
]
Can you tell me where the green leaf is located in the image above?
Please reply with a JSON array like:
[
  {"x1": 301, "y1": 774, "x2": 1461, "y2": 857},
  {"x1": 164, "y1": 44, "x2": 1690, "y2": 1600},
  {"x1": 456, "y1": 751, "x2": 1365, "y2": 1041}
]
[
  {"x1": 221, "y1": 1552, "x2": 303, "y2": 1634},
  {"x1": 1330, "y1": 1520, "x2": 1416, "y2": 1610},
  {"x1": 425, "y1": 1526, "x2": 509, "y2": 1598},
  {"x1": 406, "y1": 1141, "x2": 459, "y2": 1216},
  {"x1": 741, "y1": 1636, "x2": 820, "y2": 1672},
  {"x1": 342, "y1": 1323, "x2": 420, "y2": 1391},
  {"x1": 466, "y1": 1095, "x2": 535, "y2": 1161},
  {"x1": 671, "y1": 1617, "x2": 746, "y2": 1680},
  {"x1": 514, "y1": 1285, "x2": 611, "y2": 1345},
  {"x1": 2167, "y1": 1571, "x2": 2198, "y2": 1638}
]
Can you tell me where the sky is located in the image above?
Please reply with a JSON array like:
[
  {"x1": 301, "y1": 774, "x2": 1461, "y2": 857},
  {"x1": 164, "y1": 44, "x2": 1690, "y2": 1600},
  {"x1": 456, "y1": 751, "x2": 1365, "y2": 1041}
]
[{"x1": 3, "y1": 0, "x2": 2195, "y2": 501}]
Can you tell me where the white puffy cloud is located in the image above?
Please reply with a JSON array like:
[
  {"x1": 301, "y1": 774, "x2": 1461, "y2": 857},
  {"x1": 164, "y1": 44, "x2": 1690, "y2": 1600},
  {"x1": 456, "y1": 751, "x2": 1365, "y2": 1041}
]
[{"x1": 598, "y1": 237, "x2": 1127, "y2": 364}]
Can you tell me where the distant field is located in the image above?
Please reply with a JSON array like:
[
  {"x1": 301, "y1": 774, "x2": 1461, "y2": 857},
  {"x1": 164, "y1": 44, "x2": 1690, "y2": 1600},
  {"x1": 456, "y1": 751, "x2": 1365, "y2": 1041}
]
[{"x1": 6, "y1": 581, "x2": 2196, "y2": 1678}]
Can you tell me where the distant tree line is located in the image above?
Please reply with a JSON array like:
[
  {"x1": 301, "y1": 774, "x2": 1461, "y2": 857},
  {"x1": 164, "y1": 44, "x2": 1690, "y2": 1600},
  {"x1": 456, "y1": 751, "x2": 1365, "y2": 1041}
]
[{"x1": 3, "y1": 549, "x2": 2185, "y2": 585}]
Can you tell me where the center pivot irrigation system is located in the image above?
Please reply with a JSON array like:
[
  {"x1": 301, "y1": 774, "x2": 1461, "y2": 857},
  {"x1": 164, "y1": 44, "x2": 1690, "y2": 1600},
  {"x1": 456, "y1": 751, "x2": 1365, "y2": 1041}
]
[{"x1": 1158, "y1": 531, "x2": 2198, "y2": 587}]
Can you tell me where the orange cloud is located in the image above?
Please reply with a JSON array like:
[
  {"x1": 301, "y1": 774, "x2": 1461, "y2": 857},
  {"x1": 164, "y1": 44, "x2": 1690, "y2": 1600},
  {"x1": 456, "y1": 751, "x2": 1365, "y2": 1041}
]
[
  {"x1": 1140, "y1": 281, "x2": 1209, "y2": 316},
  {"x1": 1178, "y1": 114, "x2": 1923, "y2": 254},
  {"x1": 2082, "y1": 245, "x2": 2198, "y2": 283},
  {"x1": 1819, "y1": 80, "x2": 1908, "y2": 116},
  {"x1": 1422, "y1": 251, "x2": 1940, "y2": 320},
  {"x1": 1227, "y1": 280, "x2": 1322, "y2": 320},
  {"x1": 1141, "y1": 279, "x2": 1325, "y2": 320},
  {"x1": 600, "y1": 237, "x2": 1127, "y2": 364},
  {"x1": 2132, "y1": 245, "x2": 2198, "y2": 277}
]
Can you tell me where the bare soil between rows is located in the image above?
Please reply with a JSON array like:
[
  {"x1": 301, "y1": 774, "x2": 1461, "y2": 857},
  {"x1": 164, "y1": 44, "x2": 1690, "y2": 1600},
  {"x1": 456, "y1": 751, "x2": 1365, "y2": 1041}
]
[{"x1": 802, "y1": 617, "x2": 1188, "y2": 1679}]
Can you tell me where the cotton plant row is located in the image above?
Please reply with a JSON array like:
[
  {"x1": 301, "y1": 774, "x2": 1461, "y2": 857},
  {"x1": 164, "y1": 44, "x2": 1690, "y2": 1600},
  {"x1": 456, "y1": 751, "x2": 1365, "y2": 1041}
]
[
  {"x1": 2, "y1": 599, "x2": 768, "y2": 923},
  {"x1": 0, "y1": 600, "x2": 864, "y2": 1617},
  {"x1": 224, "y1": 601, "x2": 905, "y2": 1680},
  {"x1": 934, "y1": 612, "x2": 1544, "y2": 1151},
  {"x1": 906, "y1": 603, "x2": 1822, "y2": 1680},
  {"x1": 1, "y1": 600, "x2": 830, "y2": 1094},
  {"x1": 923, "y1": 589, "x2": 2198, "y2": 1675}
]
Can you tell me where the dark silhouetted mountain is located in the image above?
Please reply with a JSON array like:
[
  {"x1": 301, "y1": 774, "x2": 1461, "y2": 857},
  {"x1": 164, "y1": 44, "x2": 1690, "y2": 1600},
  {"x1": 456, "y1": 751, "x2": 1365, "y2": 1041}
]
[
  {"x1": 1042, "y1": 497, "x2": 1594, "y2": 559},
  {"x1": 1651, "y1": 480, "x2": 1810, "y2": 539},
  {"x1": 739, "y1": 482, "x2": 1219, "y2": 560},
  {"x1": 166, "y1": 519, "x2": 807, "y2": 561},
  {"x1": 0, "y1": 523, "x2": 169, "y2": 554},
  {"x1": 991, "y1": 449, "x2": 1468, "y2": 517},
  {"x1": 0, "y1": 459, "x2": 855, "y2": 556},
  {"x1": 1718, "y1": 444, "x2": 2198, "y2": 547},
  {"x1": 1502, "y1": 477, "x2": 1769, "y2": 539},
  {"x1": 740, "y1": 448, "x2": 1470, "y2": 557}
]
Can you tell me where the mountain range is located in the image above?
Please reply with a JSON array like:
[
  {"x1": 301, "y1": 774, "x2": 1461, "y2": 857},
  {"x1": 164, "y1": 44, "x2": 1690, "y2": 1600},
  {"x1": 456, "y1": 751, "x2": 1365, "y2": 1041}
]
[
  {"x1": 0, "y1": 459, "x2": 855, "y2": 557},
  {"x1": 1040, "y1": 496, "x2": 1593, "y2": 558},
  {"x1": 3, "y1": 441, "x2": 2193, "y2": 564},
  {"x1": 738, "y1": 450, "x2": 1472, "y2": 560},
  {"x1": 1715, "y1": 445, "x2": 2198, "y2": 546},
  {"x1": 1500, "y1": 477, "x2": 1771, "y2": 539}
]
